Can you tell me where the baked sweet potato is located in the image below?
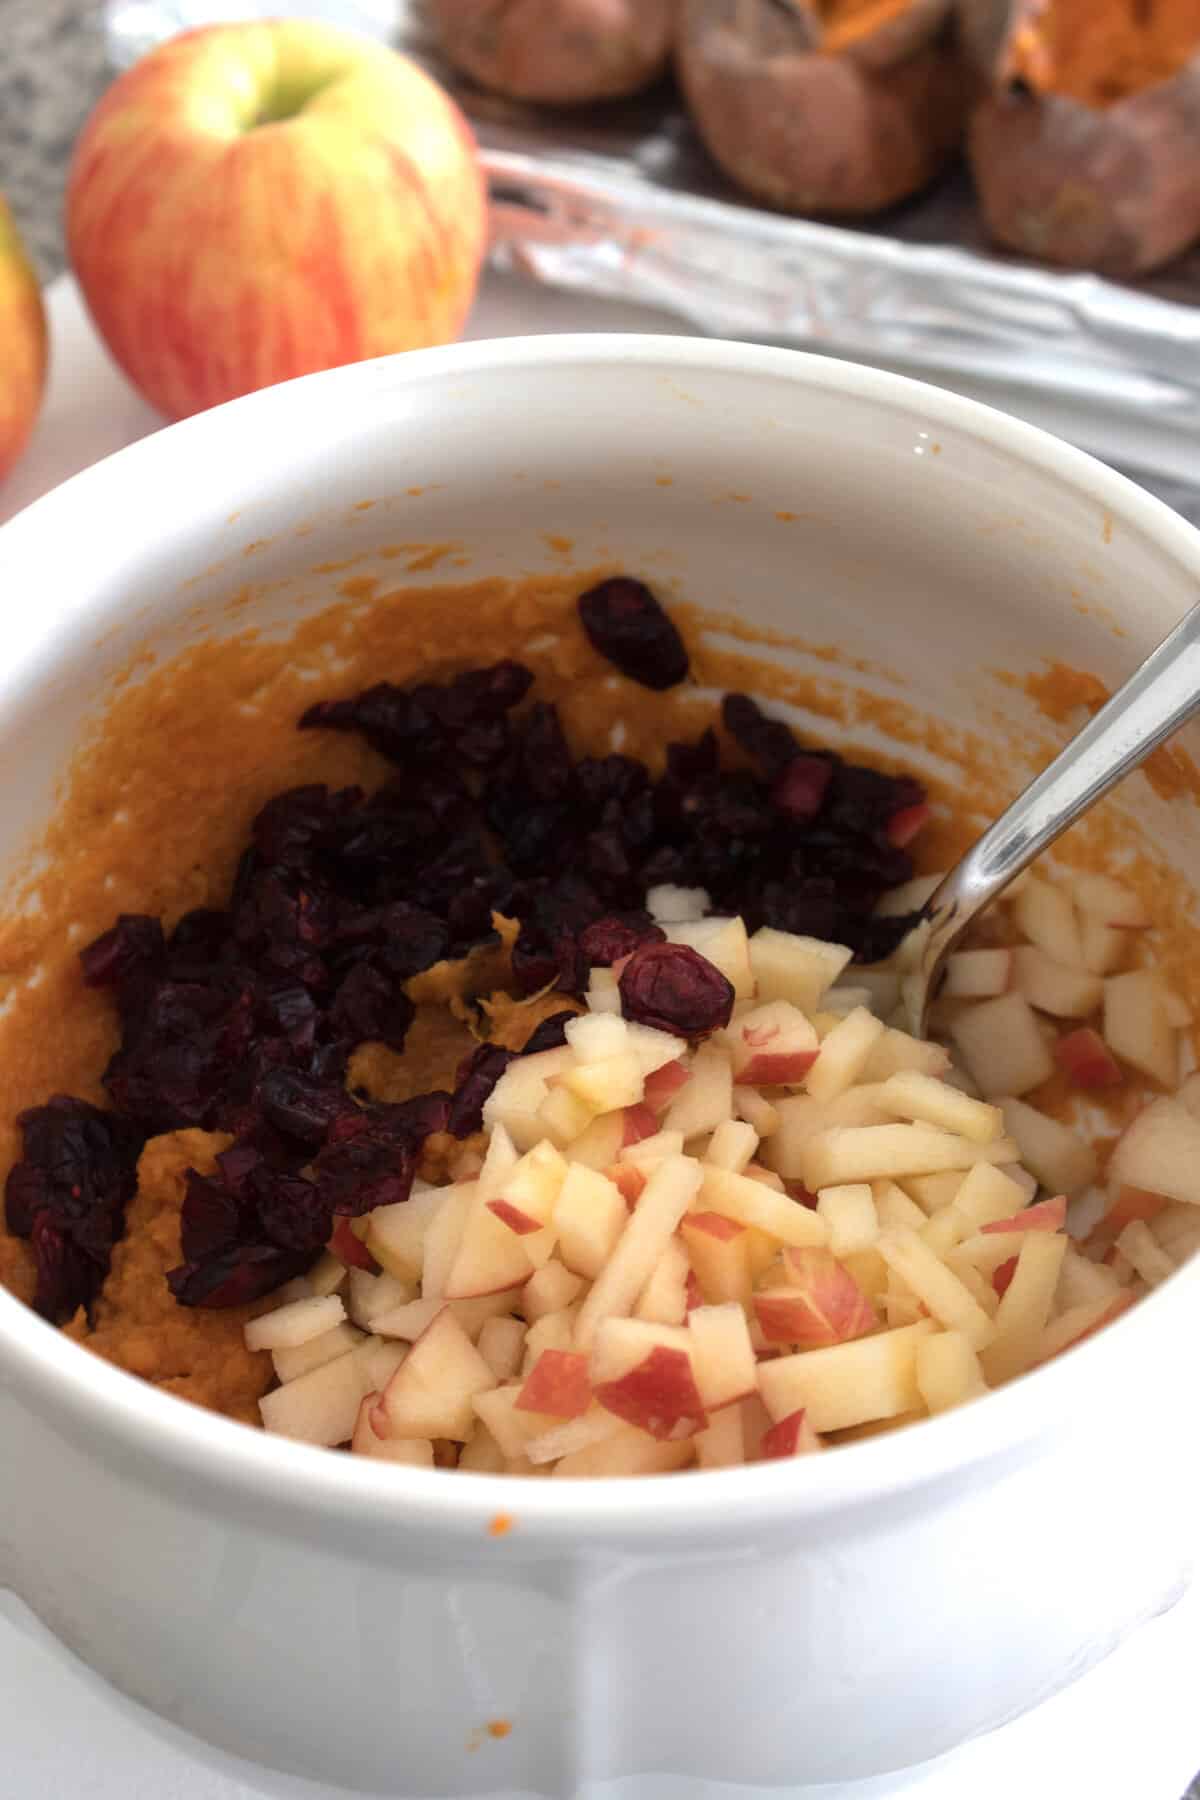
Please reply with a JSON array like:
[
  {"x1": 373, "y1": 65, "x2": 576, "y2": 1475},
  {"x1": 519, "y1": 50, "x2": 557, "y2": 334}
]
[
  {"x1": 429, "y1": 0, "x2": 677, "y2": 105},
  {"x1": 676, "y1": 0, "x2": 965, "y2": 216},
  {"x1": 968, "y1": 0, "x2": 1200, "y2": 275}
]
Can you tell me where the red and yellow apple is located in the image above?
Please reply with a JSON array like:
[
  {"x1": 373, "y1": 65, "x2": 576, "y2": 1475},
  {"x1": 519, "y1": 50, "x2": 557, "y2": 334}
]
[
  {"x1": 66, "y1": 21, "x2": 487, "y2": 420},
  {"x1": 0, "y1": 196, "x2": 47, "y2": 482}
]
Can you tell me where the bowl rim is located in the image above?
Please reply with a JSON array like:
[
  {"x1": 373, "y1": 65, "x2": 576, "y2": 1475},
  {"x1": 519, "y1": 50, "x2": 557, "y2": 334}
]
[{"x1": 3, "y1": 330, "x2": 1199, "y2": 1544}]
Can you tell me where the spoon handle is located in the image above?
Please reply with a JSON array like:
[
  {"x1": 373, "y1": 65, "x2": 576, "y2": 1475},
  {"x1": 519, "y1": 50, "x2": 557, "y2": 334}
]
[{"x1": 920, "y1": 598, "x2": 1200, "y2": 986}]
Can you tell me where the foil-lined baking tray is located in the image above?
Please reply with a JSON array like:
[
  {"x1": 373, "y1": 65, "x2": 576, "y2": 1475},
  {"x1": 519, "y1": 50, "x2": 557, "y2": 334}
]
[{"x1": 396, "y1": 4, "x2": 1200, "y2": 517}]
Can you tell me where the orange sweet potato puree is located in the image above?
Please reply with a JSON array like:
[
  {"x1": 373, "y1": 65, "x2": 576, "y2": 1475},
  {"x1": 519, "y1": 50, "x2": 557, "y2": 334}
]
[
  {"x1": 1, "y1": 570, "x2": 1198, "y2": 1427},
  {"x1": 1010, "y1": 0, "x2": 1200, "y2": 107}
]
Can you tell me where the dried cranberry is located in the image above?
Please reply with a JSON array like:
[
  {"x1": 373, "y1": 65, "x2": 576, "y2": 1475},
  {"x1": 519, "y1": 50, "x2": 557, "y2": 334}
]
[
  {"x1": 721, "y1": 693, "x2": 798, "y2": 776},
  {"x1": 579, "y1": 914, "x2": 666, "y2": 967},
  {"x1": 167, "y1": 1244, "x2": 311, "y2": 1309},
  {"x1": 180, "y1": 1170, "x2": 244, "y2": 1263},
  {"x1": 578, "y1": 577, "x2": 689, "y2": 690},
  {"x1": 79, "y1": 914, "x2": 165, "y2": 989},
  {"x1": 329, "y1": 960, "x2": 415, "y2": 1052},
  {"x1": 618, "y1": 943, "x2": 734, "y2": 1038},
  {"x1": 256, "y1": 1069, "x2": 359, "y2": 1149},
  {"x1": 520, "y1": 1010, "x2": 578, "y2": 1055},
  {"x1": 448, "y1": 1044, "x2": 512, "y2": 1137}
]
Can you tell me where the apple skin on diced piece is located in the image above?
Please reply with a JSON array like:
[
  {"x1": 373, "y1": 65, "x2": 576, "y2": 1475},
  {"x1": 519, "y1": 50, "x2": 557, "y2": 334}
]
[
  {"x1": 517, "y1": 1349, "x2": 592, "y2": 1419},
  {"x1": 753, "y1": 1247, "x2": 878, "y2": 1348},
  {"x1": 760, "y1": 1408, "x2": 824, "y2": 1460},
  {"x1": 748, "y1": 926, "x2": 852, "y2": 1014},
  {"x1": 1054, "y1": 1027, "x2": 1123, "y2": 1090},
  {"x1": 758, "y1": 1320, "x2": 935, "y2": 1434},
  {"x1": 643, "y1": 1059, "x2": 691, "y2": 1114},
  {"x1": 980, "y1": 1195, "x2": 1067, "y2": 1235},
  {"x1": 259, "y1": 1350, "x2": 368, "y2": 1446},
  {"x1": 1000, "y1": 1098, "x2": 1096, "y2": 1197},
  {"x1": 942, "y1": 949, "x2": 1012, "y2": 1000},
  {"x1": 1104, "y1": 969, "x2": 1179, "y2": 1088},
  {"x1": 726, "y1": 1000, "x2": 820, "y2": 1086},
  {"x1": 680, "y1": 1210, "x2": 753, "y2": 1305},
  {"x1": 593, "y1": 1342, "x2": 709, "y2": 1441},
  {"x1": 949, "y1": 992, "x2": 1055, "y2": 1099},
  {"x1": 378, "y1": 1306, "x2": 497, "y2": 1441},
  {"x1": 329, "y1": 1214, "x2": 379, "y2": 1273}
]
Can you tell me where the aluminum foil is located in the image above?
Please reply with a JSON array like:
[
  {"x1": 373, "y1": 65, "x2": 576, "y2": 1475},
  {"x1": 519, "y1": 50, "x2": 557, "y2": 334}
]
[{"x1": 397, "y1": 4, "x2": 1200, "y2": 516}]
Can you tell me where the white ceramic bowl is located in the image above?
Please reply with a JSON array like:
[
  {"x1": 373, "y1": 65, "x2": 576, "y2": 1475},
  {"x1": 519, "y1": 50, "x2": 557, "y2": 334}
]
[{"x1": 1, "y1": 337, "x2": 1199, "y2": 1797}]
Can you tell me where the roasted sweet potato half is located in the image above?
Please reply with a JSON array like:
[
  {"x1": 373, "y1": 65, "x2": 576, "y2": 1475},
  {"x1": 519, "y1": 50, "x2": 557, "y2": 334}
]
[
  {"x1": 429, "y1": 0, "x2": 677, "y2": 106},
  {"x1": 968, "y1": 0, "x2": 1200, "y2": 275},
  {"x1": 676, "y1": 0, "x2": 965, "y2": 217}
]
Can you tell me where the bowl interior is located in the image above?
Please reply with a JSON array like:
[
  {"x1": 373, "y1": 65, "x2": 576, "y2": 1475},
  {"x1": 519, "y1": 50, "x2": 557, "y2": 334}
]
[{"x1": 2, "y1": 334, "x2": 1199, "y2": 1531}]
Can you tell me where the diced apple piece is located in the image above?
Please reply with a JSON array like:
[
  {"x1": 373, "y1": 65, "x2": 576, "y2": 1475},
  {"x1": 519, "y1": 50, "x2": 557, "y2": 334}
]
[
  {"x1": 646, "y1": 882, "x2": 710, "y2": 924},
  {"x1": 445, "y1": 1185, "x2": 537, "y2": 1301},
  {"x1": 347, "y1": 1269, "x2": 416, "y2": 1331},
  {"x1": 1163, "y1": 989, "x2": 1192, "y2": 1028},
  {"x1": 800, "y1": 1123, "x2": 1018, "y2": 1190},
  {"x1": 687, "y1": 1302, "x2": 758, "y2": 1410},
  {"x1": 476, "y1": 1122, "x2": 520, "y2": 1202},
  {"x1": 758, "y1": 1321, "x2": 934, "y2": 1432},
  {"x1": 726, "y1": 999, "x2": 820, "y2": 1086},
  {"x1": 573, "y1": 1155, "x2": 703, "y2": 1351},
  {"x1": 1104, "y1": 970, "x2": 1178, "y2": 1087},
  {"x1": 878, "y1": 1070, "x2": 1002, "y2": 1144},
  {"x1": 1012, "y1": 946, "x2": 1103, "y2": 1019},
  {"x1": 272, "y1": 1321, "x2": 364, "y2": 1385},
  {"x1": 487, "y1": 1139, "x2": 567, "y2": 1258},
  {"x1": 1054, "y1": 1027, "x2": 1123, "y2": 1090},
  {"x1": 680, "y1": 1211, "x2": 753, "y2": 1305},
  {"x1": 643, "y1": 1060, "x2": 691, "y2": 1116},
  {"x1": 1115, "y1": 1219, "x2": 1176, "y2": 1288},
  {"x1": 565, "y1": 1012, "x2": 628, "y2": 1063},
  {"x1": 981, "y1": 1194, "x2": 1067, "y2": 1235},
  {"x1": 620, "y1": 1128, "x2": 686, "y2": 1165},
  {"x1": 942, "y1": 949, "x2": 1012, "y2": 1000},
  {"x1": 876, "y1": 1228, "x2": 995, "y2": 1349},
  {"x1": 663, "y1": 1044, "x2": 733, "y2": 1140},
  {"x1": 483, "y1": 1047, "x2": 575, "y2": 1150},
  {"x1": 947, "y1": 1163, "x2": 1034, "y2": 1236},
  {"x1": 538, "y1": 1083, "x2": 597, "y2": 1146},
  {"x1": 695, "y1": 1404, "x2": 746, "y2": 1469},
  {"x1": 419, "y1": 1185, "x2": 474, "y2": 1301},
  {"x1": 476, "y1": 1315, "x2": 526, "y2": 1381},
  {"x1": 245, "y1": 1293, "x2": 346, "y2": 1354},
  {"x1": 364, "y1": 1187, "x2": 447, "y2": 1284},
  {"x1": 1056, "y1": 1247, "x2": 1123, "y2": 1311},
  {"x1": 754, "y1": 1247, "x2": 878, "y2": 1348},
  {"x1": 378, "y1": 1308, "x2": 496, "y2": 1442},
  {"x1": 873, "y1": 1180, "x2": 930, "y2": 1232},
  {"x1": 705, "y1": 1117, "x2": 759, "y2": 1173},
  {"x1": 552, "y1": 1427, "x2": 694, "y2": 1478},
  {"x1": 300, "y1": 1252, "x2": 347, "y2": 1299},
  {"x1": 748, "y1": 926, "x2": 852, "y2": 1012},
  {"x1": 620, "y1": 1023, "x2": 688, "y2": 1079},
  {"x1": 732, "y1": 1087, "x2": 780, "y2": 1138},
  {"x1": 920, "y1": 1207, "x2": 964, "y2": 1257},
  {"x1": 1000, "y1": 1099, "x2": 1097, "y2": 1196},
  {"x1": 351, "y1": 1396, "x2": 435, "y2": 1466},
  {"x1": 521, "y1": 1259, "x2": 585, "y2": 1322},
  {"x1": 980, "y1": 1233, "x2": 1068, "y2": 1384},
  {"x1": 915, "y1": 1330, "x2": 987, "y2": 1414},
  {"x1": 1109, "y1": 1096, "x2": 1200, "y2": 1206},
  {"x1": 949, "y1": 992, "x2": 1055, "y2": 1098},
  {"x1": 760, "y1": 1409, "x2": 824, "y2": 1459},
  {"x1": 816, "y1": 1183, "x2": 878, "y2": 1256},
  {"x1": 1013, "y1": 877, "x2": 1083, "y2": 966},
  {"x1": 634, "y1": 1233, "x2": 691, "y2": 1325},
  {"x1": 821, "y1": 986, "x2": 874, "y2": 1018},
  {"x1": 521, "y1": 1307, "x2": 578, "y2": 1368},
  {"x1": 516, "y1": 1349, "x2": 592, "y2": 1419},
  {"x1": 472, "y1": 1384, "x2": 560, "y2": 1459},
  {"x1": 759, "y1": 1095, "x2": 828, "y2": 1178},
  {"x1": 901, "y1": 1170, "x2": 964, "y2": 1214},
  {"x1": 259, "y1": 1351, "x2": 367, "y2": 1445},
  {"x1": 457, "y1": 1424, "x2": 507, "y2": 1473},
  {"x1": 328, "y1": 1216, "x2": 377, "y2": 1274},
  {"x1": 698, "y1": 1164, "x2": 829, "y2": 1248},
  {"x1": 523, "y1": 1405, "x2": 624, "y2": 1466},
  {"x1": 586, "y1": 968, "x2": 622, "y2": 1015},
  {"x1": 1037, "y1": 1292, "x2": 1135, "y2": 1363},
  {"x1": 804, "y1": 1006, "x2": 885, "y2": 1103},
  {"x1": 1079, "y1": 916, "x2": 1127, "y2": 976},
  {"x1": 563, "y1": 1111, "x2": 626, "y2": 1171},
  {"x1": 354, "y1": 1337, "x2": 408, "y2": 1392},
  {"x1": 822, "y1": 1084, "x2": 895, "y2": 1128},
  {"x1": 552, "y1": 1163, "x2": 627, "y2": 1280},
  {"x1": 666, "y1": 915, "x2": 754, "y2": 997},
  {"x1": 860, "y1": 1028, "x2": 952, "y2": 1084},
  {"x1": 1069, "y1": 870, "x2": 1149, "y2": 928},
  {"x1": 589, "y1": 1318, "x2": 708, "y2": 1439},
  {"x1": 562, "y1": 1051, "x2": 645, "y2": 1115}
]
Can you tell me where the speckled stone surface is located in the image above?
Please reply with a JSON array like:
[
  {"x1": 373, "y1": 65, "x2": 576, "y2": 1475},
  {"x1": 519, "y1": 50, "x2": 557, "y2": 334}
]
[{"x1": 3, "y1": 5, "x2": 1200, "y2": 1796}]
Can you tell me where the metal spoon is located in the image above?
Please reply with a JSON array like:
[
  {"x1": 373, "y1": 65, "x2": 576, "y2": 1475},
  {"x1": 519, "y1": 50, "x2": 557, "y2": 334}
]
[{"x1": 908, "y1": 600, "x2": 1200, "y2": 1038}]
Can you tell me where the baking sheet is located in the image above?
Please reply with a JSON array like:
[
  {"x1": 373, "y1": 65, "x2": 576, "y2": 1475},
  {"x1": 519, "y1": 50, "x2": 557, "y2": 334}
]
[{"x1": 397, "y1": 5, "x2": 1200, "y2": 505}]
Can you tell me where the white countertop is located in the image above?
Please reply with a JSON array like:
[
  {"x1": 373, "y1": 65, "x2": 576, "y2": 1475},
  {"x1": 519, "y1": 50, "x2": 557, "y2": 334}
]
[{"x1": 3, "y1": 272, "x2": 1200, "y2": 1800}]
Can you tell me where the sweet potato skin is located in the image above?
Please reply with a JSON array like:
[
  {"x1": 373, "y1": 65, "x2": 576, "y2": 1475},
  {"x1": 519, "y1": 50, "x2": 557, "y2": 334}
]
[
  {"x1": 968, "y1": 0, "x2": 1200, "y2": 275},
  {"x1": 677, "y1": 0, "x2": 964, "y2": 216},
  {"x1": 429, "y1": 0, "x2": 677, "y2": 105}
]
